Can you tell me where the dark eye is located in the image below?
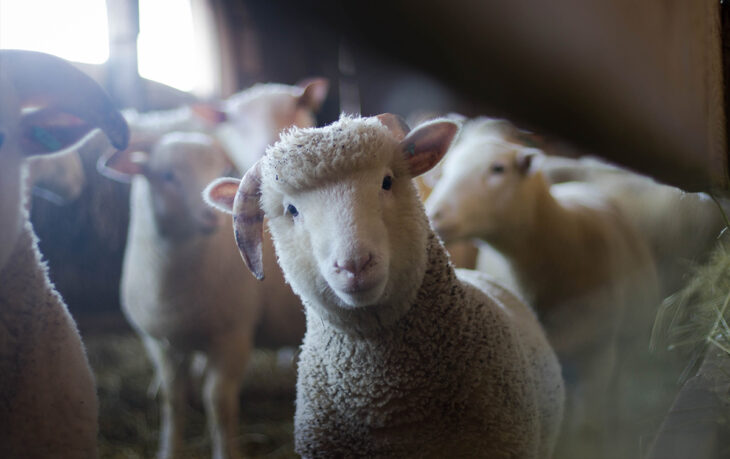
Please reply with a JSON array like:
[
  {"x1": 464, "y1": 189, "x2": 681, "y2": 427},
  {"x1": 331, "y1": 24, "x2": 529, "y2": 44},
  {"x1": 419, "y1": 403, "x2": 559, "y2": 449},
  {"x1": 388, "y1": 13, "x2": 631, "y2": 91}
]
[
  {"x1": 287, "y1": 204, "x2": 299, "y2": 217},
  {"x1": 491, "y1": 164, "x2": 505, "y2": 174},
  {"x1": 382, "y1": 175, "x2": 393, "y2": 190}
]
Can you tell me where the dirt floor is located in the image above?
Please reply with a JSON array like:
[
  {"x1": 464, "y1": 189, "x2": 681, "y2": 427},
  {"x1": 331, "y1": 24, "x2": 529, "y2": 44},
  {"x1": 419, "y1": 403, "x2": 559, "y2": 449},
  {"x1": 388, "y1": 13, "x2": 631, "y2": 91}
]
[{"x1": 85, "y1": 332, "x2": 298, "y2": 458}]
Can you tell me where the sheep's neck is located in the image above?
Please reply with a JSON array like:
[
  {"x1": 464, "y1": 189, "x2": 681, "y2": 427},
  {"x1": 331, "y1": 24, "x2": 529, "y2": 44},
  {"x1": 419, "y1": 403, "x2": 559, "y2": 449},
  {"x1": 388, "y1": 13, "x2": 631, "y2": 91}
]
[{"x1": 490, "y1": 184, "x2": 614, "y2": 312}]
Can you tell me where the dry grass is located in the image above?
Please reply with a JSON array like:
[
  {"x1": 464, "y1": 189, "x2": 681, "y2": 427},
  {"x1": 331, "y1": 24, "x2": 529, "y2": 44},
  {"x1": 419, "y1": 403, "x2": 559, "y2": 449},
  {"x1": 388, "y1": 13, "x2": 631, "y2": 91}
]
[
  {"x1": 652, "y1": 236, "x2": 730, "y2": 381},
  {"x1": 85, "y1": 332, "x2": 298, "y2": 458}
]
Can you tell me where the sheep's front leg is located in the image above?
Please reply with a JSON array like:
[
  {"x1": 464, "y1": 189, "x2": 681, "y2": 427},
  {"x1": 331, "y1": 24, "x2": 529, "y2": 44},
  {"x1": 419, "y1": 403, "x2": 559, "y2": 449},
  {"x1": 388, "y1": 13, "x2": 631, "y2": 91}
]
[
  {"x1": 143, "y1": 336, "x2": 190, "y2": 459},
  {"x1": 203, "y1": 329, "x2": 253, "y2": 459}
]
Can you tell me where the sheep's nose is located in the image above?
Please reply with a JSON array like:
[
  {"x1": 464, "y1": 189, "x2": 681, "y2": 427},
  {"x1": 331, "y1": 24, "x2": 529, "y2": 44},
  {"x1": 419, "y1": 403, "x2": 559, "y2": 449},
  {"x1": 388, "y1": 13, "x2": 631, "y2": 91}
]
[{"x1": 334, "y1": 253, "x2": 374, "y2": 277}]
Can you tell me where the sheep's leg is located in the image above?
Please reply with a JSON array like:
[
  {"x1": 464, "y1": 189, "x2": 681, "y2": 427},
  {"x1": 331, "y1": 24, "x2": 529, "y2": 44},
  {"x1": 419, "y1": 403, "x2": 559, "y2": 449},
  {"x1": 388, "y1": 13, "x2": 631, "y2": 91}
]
[
  {"x1": 203, "y1": 329, "x2": 253, "y2": 459},
  {"x1": 142, "y1": 336, "x2": 190, "y2": 459}
]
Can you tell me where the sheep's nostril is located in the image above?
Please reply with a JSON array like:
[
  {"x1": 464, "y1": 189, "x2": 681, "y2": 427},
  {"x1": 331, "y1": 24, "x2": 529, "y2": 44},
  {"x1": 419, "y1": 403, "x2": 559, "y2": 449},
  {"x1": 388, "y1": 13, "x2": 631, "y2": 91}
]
[{"x1": 335, "y1": 253, "x2": 374, "y2": 276}]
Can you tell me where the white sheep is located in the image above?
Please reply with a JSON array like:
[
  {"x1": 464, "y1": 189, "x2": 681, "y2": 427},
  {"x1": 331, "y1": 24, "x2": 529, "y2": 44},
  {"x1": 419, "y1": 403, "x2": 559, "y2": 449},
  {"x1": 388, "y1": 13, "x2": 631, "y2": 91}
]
[
  {"x1": 0, "y1": 50, "x2": 128, "y2": 458},
  {"x1": 424, "y1": 119, "x2": 660, "y2": 458},
  {"x1": 99, "y1": 131, "x2": 303, "y2": 459},
  {"x1": 122, "y1": 78, "x2": 329, "y2": 173},
  {"x1": 205, "y1": 114, "x2": 565, "y2": 458},
  {"x1": 539, "y1": 154, "x2": 729, "y2": 297}
]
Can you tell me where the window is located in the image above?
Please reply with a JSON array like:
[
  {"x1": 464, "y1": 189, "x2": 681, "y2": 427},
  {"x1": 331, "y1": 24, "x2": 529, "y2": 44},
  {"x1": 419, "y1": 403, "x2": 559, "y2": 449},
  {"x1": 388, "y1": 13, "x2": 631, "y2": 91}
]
[
  {"x1": 0, "y1": 0, "x2": 110, "y2": 64},
  {"x1": 1, "y1": 0, "x2": 218, "y2": 96}
]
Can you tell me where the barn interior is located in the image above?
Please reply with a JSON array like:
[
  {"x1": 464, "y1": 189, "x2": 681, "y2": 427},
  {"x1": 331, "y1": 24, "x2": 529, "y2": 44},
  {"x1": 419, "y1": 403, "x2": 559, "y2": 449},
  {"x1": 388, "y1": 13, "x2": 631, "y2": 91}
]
[{"x1": 2, "y1": 0, "x2": 730, "y2": 458}]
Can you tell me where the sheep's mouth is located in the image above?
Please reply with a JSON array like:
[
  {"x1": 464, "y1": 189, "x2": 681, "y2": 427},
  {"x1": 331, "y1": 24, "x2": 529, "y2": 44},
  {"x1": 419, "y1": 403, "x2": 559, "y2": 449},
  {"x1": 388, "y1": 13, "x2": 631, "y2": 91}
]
[
  {"x1": 331, "y1": 274, "x2": 388, "y2": 307},
  {"x1": 339, "y1": 275, "x2": 382, "y2": 294}
]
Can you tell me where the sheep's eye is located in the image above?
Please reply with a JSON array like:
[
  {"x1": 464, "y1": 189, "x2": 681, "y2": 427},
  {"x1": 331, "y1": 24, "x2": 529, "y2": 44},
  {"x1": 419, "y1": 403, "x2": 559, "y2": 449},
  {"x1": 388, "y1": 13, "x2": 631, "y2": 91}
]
[
  {"x1": 382, "y1": 175, "x2": 393, "y2": 190},
  {"x1": 287, "y1": 204, "x2": 299, "y2": 217},
  {"x1": 491, "y1": 164, "x2": 506, "y2": 174}
]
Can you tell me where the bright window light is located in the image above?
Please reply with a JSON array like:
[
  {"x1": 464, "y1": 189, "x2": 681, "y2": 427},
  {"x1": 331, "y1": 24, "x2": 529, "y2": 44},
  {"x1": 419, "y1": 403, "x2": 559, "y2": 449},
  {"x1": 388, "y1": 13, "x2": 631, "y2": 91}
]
[
  {"x1": 0, "y1": 0, "x2": 109, "y2": 64},
  {"x1": 138, "y1": 0, "x2": 202, "y2": 93}
]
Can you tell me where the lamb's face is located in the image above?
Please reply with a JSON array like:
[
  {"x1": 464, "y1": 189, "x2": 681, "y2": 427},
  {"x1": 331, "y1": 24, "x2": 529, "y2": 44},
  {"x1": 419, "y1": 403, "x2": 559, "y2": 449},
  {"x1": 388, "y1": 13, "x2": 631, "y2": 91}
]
[
  {"x1": 204, "y1": 115, "x2": 458, "y2": 330},
  {"x1": 426, "y1": 139, "x2": 539, "y2": 243},
  {"x1": 146, "y1": 135, "x2": 231, "y2": 239},
  {"x1": 265, "y1": 161, "x2": 428, "y2": 314}
]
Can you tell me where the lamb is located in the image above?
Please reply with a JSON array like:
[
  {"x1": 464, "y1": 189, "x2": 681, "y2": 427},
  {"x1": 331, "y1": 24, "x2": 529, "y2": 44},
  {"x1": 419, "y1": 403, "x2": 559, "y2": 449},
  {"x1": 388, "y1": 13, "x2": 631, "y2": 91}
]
[
  {"x1": 204, "y1": 114, "x2": 565, "y2": 458},
  {"x1": 424, "y1": 120, "x2": 660, "y2": 458},
  {"x1": 0, "y1": 50, "x2": 129, "y2": 457},
  {"x1": 98, "y1": 131, "x2": 303, "y2": 459},
  {"x1": 122, "y1": 78, "x2": 329, "y2": 172}
]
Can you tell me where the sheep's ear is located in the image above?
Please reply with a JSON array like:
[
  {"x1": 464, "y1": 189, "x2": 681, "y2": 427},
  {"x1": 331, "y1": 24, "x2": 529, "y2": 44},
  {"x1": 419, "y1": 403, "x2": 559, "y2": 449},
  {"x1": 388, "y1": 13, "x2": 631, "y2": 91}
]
[
  {"x1": 399, "y1": 119, "x2": 459, "y2": 177},
  {"x1": 515, "y1": 147, "x2": 541, "y2": 175},
  {"x1": 97, "y1": 148, "x2": 149, "y2": 183},
  {"x1": 296, "y1": 77, "x2": 329, "y2": 111},
  {"x1": 191, "y1": 103, "x2": 228, "y2": 125},
  {"x1": 377, "y1": 113, "x2": 410, "y2": 141},
  {"x1": 203, "y1": 177, "x2": 240, "y2": 214},
  {"x1": 1, "y1": 50, "x2": 129, "y2": 156}
]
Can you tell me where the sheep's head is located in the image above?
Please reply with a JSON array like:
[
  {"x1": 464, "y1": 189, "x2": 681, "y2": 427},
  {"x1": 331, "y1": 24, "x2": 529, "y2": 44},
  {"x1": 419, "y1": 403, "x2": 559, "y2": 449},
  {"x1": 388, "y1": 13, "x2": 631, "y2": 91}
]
[
  {"x1": 425, "y1": 131, "x2": 543, "y2": 244},
  {"x1": 99, "y1": 132, "x2": 232, "y2": 239},
  {"x1": 205, "y1": 114, "x2": 457, "y2": 330},
  {"x1": 0, "y1": 50, "x2": 128, "y2": 270},
  {"x1": 193, "y1": 79, "x2": 329, "y2": 171}
]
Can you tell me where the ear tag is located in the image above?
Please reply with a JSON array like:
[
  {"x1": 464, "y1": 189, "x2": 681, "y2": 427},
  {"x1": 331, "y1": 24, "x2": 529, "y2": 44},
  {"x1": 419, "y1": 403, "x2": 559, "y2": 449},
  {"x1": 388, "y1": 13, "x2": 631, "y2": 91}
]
[
  {"x1": 406, "y1": 143, "x2": 416, "y2": 156},
  {"x1": 32, "y1": 126, "x2": 62, "y2": 151}
]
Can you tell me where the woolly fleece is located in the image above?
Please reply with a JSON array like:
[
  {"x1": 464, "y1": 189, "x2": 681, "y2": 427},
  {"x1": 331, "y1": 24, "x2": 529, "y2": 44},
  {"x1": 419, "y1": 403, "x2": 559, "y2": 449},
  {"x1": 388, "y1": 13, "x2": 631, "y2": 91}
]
[{"x1": 257, "y1": 115, "x2": 564, "y2": 458}]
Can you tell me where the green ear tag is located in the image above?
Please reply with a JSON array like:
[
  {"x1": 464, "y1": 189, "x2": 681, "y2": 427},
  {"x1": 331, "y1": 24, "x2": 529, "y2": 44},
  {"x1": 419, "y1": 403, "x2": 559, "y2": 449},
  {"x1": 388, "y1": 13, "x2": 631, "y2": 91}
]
[
  {"x1": 32, "y1": 126, "x2": 63, "y2": 151},
  {"x1": 406, "y1": 143, "x2": 416, "y2": 156}
]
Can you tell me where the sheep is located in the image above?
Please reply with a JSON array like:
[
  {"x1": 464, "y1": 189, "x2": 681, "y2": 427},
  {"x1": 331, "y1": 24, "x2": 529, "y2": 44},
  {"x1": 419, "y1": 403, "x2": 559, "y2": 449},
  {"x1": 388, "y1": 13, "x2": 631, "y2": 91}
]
[
  {"x1": 98, "y1": 131, "x2": 303, "y2": 459},
  {"x1": 25, "y1": 149, "x2": 85, "y2": 204},
  {"x1": 0, "y1": 49, "x2": 128, "y2": 458},
  {"x1": 122, "y1": 78, "x2": 329, "y2": 173},
  {"x1": 424, "y1": 120, "x2": 661, "y2": 458},
  {"x1": 204, "y1": 114, "x2": 565, "y2": 458},
  {"x1": 539, "y1": 154, "x2": 729, "y2": 297}
]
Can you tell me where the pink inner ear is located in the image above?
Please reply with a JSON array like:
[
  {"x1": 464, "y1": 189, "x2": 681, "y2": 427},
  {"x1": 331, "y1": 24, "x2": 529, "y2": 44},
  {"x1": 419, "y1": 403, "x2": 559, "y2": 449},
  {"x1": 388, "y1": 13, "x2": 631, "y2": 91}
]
[
  {"x1": 97, "y1": 148, "x2": 147, "y2": 183},
  {"x1": 208, "y1": 179, "x2": 240, "y2": 211},
  {"x1": 401, "y1": 121, "x2": 458, "y2": 176},
  {"x1": 191, "y1": 103, "x2": 228, "y2": 125}
]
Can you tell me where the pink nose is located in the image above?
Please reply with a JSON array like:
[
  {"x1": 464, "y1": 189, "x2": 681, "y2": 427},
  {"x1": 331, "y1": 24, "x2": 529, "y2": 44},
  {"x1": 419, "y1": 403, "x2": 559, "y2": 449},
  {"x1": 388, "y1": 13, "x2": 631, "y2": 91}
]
[{"x1": 334, "y1": 253, "x2": 374, "y2": 276}]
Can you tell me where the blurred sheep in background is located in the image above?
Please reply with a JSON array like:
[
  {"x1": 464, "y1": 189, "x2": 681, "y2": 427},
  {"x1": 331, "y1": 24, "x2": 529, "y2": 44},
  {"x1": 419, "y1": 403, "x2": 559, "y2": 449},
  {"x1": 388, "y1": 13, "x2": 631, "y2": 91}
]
[{"x1": 425, "y1": 117, "x2": 662, "y2": 458}]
